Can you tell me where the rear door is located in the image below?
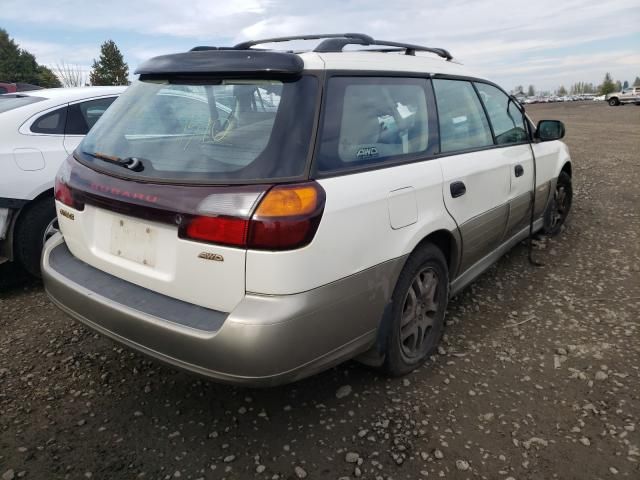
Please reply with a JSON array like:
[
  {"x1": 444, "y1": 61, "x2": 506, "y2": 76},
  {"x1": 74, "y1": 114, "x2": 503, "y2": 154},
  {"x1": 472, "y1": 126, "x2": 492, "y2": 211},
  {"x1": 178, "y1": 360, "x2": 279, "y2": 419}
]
[
  {"x1": 63, "y1": 96, "x2": 118, "y2": 153},
  {"x1": 433, "y1": 78, "x2": 511, "y2": 273},
  {"x1": 474, "y1": 82, "x2": 534, "y2": 239}
]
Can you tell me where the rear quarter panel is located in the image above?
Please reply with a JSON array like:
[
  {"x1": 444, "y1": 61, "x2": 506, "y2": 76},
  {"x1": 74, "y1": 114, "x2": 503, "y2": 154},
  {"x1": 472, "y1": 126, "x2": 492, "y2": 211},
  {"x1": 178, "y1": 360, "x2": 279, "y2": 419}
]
[{"x1": 245, "y1": 159, "x2": 456, "y2": 294}]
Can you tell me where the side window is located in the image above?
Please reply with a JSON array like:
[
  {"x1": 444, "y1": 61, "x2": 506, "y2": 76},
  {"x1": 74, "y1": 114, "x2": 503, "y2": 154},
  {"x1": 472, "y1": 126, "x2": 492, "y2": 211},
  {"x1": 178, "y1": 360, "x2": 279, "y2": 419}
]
[
  {"x1": 65, "y1": 97, "x2": 117, "y2": 135},
  {"x1": 30, "y1": 106, "x2": 67, "y2": 134},
  {"x1": 317, "y1": 77, "x2": 432, "y2": 173},
  {"x1": 0, "y1": 86, "x2": 7, "y2": 94},
  {"x1": 474, "y1": 83, "x2": 528, "y2": 145},
  {"x1": 432, "y1": 79, "x2": 493, "y2": 153}
]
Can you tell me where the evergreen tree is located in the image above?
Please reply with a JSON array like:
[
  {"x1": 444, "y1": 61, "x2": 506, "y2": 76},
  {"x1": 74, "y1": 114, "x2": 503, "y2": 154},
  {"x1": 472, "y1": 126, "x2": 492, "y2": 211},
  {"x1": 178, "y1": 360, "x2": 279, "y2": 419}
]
[
  {"x1": 527, "y1": 85, "x2": 535, "y2": 96},
  {"x1": 90, "y1": 40, "x2": 129, "y2": 86},
  {"x1": 599, "y1": 73, "x2": 616, "y2": 95},
  {"x1": 37, "y1": 65, "x2": 62, "y2": 88},
  {"x1": 634, "y1": 76, "x2": 640, "y2": 87},
  {"x1": 622, "y1": 80, "x2": 629, "y2": 90},
  {"x1": 0, "y1": 28, "x2": 61, "y2": 87},
  {"x1": 614, "y1": 80, "x2": 622, "y2": 92},
  {"x1": 557, "y1": 85, "x2": 567, "y2": 96}
]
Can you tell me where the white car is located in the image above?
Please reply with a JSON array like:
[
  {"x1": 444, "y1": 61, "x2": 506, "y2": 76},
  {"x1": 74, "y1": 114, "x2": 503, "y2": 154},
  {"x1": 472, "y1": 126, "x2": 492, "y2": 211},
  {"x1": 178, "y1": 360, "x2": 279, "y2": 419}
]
[
  {"x1": 42, "y1": 34, "x2": 572, "y2": 386},
  {"x1": 0, "y1": 86, "x2": 125, "y2": 275}
]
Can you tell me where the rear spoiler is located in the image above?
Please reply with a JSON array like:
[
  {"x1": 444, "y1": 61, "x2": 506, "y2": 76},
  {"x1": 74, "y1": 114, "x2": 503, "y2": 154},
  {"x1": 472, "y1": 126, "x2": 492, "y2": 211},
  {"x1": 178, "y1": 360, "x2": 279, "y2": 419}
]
[{"x1": 134, "y1": 50, "x2": 304, "y2": 77}]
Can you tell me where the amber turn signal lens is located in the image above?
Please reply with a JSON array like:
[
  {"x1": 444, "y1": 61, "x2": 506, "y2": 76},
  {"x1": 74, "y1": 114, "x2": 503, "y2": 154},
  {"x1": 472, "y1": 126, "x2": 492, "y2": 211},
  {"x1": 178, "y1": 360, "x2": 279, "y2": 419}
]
[{"x1": 254, "y1": 185, "x2": 319, "y2": 218}]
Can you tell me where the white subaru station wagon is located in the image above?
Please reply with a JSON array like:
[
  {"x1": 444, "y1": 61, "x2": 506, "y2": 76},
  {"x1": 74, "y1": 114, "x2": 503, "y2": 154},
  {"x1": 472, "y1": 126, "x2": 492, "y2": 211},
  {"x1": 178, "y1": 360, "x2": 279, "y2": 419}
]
[{"x1": 42, "y1": 34, "x2": 573, "y2": 386}]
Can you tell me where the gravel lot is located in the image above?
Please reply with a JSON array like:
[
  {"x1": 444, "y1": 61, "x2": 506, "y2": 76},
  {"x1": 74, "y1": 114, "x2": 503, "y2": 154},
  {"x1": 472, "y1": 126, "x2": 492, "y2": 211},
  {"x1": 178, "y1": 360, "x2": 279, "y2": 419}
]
[{"x1": 1, "y1": 101, "x2": 639, "y2": 480}]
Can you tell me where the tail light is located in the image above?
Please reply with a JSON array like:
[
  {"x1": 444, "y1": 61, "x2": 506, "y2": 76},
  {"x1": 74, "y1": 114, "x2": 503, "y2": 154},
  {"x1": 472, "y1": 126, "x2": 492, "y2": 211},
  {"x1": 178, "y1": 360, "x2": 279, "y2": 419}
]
[
  {"x1": 54, "y1": 158, "x2": 84, "y2": 210},
  {"x1": 180, "y1": 182, "x2": 325, "y2": 250}
]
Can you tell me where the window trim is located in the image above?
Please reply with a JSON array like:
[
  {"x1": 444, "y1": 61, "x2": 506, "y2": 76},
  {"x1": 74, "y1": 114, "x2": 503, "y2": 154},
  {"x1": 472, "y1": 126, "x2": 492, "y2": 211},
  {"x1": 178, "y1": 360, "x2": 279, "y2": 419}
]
[{"x1": 311, "y1": 71, "x2": 439, "y2": 178}]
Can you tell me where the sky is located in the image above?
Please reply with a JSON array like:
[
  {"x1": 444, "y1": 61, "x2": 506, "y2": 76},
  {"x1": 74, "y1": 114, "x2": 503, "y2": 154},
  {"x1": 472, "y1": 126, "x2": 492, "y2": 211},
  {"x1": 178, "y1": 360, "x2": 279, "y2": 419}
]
[{"x1": 1, "y1": 0, "x2": 639, "y2": 92}]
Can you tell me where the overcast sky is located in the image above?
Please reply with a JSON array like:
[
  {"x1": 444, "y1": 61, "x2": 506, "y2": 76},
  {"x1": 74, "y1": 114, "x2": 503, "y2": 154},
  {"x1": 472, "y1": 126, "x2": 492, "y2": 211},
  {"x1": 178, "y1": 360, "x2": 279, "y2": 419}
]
[{"x1": 2, "y1": 0, "x2": 639, "y2": 92}]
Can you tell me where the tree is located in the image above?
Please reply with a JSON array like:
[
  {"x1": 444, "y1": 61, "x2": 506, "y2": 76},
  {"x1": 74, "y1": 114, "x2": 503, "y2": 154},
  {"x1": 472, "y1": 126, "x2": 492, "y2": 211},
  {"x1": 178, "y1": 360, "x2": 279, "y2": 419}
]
[
  {"x1": 634, "y1": 76, "x2": 640, "y2": 87},
  {"x1": 90, "y1": 40, "x2": 129, "y2": 86},
  {"x1": 599, "y1": 73, "x2": 616, "y2": 95},
  {"x1": 557, "y1": 85, "x2": 567, "y2": 96},
  {"x1": 614, "y1": 80, "x2": 622, "y2": 92},
  {"x1": 527, "y1": 85, "x2": 535, "y2": 97},
  {"x1": 37, "y1": 65, "x2": 62, "y2": 88},
  {"x1": 0, "y1": 28, "x2": 61, "y2": 87},
  {"x1": 55, "y1": 62, "x2": 86, "y2": 87},
  {"x1": 622, "y1": 80, "x2": 629, "y2": 90},
  {"x1": 513, "y1": 85, "x2": 524, "y2": 94}
]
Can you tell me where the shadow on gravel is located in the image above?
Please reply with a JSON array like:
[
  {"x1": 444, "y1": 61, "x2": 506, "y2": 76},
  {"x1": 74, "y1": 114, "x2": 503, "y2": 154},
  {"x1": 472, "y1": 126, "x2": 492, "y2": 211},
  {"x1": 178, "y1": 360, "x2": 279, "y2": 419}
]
[{"x1": 0, "y1": 261, "x2": 40, "y2": 293}]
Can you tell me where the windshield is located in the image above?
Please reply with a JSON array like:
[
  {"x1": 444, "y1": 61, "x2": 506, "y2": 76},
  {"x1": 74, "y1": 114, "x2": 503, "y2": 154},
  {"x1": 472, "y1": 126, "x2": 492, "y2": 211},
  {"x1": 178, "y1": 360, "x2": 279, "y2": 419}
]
[
  {"x1": 79, "y1": 76, "x2": 318, "y2": 183},
  {"x1": 0, "y1": 95, "x2": 45, "y2": 113}
]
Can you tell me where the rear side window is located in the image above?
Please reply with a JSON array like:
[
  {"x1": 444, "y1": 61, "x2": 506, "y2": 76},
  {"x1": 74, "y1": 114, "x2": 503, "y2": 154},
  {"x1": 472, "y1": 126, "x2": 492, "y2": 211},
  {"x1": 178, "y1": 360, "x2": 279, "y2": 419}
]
[
  {"x1": 432, "y1": 79, "x2": 493, "y2": 153},
  {"x1": 66, "y1": 97, "x2": 117, "y2": 135},
  {"x1": 79, "y1": 76, "x2": 318, "y2": 183},
  {"x1": 31, "y1": 106, "x2": 67, "y2": 134},
  {"x1": 474, "y1": 83, "x2": 528, "y2": 145},
  {"x1": 317, "y1": 77, "x2": 433, "y2": 173}
]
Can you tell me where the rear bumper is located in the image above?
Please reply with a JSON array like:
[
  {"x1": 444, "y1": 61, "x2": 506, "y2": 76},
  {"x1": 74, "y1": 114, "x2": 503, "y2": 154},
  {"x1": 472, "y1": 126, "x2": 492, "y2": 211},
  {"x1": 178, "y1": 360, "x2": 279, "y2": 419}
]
[{"x1": 42, "y1": 234, "x2": 403, "y2": 386}]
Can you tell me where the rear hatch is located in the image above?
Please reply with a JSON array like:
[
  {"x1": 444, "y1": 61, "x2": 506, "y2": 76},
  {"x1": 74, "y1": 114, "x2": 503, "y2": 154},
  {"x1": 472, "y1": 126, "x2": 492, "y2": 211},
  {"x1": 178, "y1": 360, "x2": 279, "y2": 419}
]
[{"x1": 54, "y1": 66, "x2": 318, "y2": 313}]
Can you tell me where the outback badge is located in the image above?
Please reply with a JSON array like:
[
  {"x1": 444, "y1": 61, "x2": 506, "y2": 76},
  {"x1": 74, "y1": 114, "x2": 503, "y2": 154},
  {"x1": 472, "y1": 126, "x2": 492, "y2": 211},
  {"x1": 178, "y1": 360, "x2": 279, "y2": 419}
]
[{"x1": 198, "y1": 252, "x2": 224, "y2": 262}]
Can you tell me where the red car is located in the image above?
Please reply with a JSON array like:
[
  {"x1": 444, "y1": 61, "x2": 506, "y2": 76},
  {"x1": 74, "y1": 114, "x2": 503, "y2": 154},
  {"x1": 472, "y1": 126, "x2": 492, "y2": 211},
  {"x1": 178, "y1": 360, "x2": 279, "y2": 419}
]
[{"x1": 0, "y1": 82, "x2": 43, "y2": 94}]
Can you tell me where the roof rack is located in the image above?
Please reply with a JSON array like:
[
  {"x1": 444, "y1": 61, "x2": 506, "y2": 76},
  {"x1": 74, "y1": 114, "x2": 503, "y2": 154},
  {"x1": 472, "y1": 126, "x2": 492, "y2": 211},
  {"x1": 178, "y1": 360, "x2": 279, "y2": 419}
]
[
  {"x1": 233, "y1": 33, "x2": 375, "y2": 50},
  {"x1": 229, "y1": 33, "x2": 452, "y2": 61}
]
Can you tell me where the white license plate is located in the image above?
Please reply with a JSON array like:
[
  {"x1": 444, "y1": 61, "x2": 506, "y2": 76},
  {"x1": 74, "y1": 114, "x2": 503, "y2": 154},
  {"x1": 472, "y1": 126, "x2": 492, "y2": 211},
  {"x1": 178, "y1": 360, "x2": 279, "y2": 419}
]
[{"x1": 109, "y1": 216, "x2": 157, "y2": 267}]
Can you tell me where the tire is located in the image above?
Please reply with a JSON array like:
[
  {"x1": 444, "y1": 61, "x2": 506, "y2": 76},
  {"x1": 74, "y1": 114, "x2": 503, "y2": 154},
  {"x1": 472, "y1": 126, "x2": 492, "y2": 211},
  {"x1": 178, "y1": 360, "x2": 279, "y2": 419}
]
[
  {"x1": 608, "y1": 98, "x2": 619, "y2": 106},
  {"x1": 543, "y1": 171, "x2": 572, "y2": 236},
  {"x1": 14, "y1": 197, "x2": 58, "y2": 277},
  {"x1": 382, "y1": 243, "x2": 449, "y2": 376}
]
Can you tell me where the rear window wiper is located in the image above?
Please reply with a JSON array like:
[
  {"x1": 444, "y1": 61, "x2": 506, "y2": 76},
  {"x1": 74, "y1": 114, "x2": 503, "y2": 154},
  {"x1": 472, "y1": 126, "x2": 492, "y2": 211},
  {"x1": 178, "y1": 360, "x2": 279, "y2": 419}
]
[{"x1": 83, "y1": 151, "x2": 146, "y2": 172}]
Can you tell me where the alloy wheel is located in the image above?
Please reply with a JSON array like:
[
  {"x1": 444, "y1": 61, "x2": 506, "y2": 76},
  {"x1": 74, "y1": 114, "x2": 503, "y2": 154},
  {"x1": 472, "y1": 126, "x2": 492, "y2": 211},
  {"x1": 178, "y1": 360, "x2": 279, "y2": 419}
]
[{"x1": 399, "y1": 267, "x2": 440, "y2": 360}]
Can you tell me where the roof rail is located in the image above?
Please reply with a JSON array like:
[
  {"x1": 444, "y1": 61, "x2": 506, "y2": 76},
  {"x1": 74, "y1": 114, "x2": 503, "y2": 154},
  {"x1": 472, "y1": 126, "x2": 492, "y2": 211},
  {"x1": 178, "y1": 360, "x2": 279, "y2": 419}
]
[
  {"x1": 233, "y1": 33, "x2": 375, "y2": 50},
  {"x1": 231, "y1": 33, "x2": 452, "y2": 61}
]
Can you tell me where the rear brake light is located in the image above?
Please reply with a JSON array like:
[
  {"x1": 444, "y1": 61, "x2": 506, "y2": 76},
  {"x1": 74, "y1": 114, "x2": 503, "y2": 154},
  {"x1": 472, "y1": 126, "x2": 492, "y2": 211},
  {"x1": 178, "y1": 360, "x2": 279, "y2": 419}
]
[
  {"x1": 180, "y1": 182, "x2": 325, "y2": 250},
  {"x1": 54, "y1": 161, "x2": 84, "y2": 210},
  {"x1": 184, "y1": 215, "x2": 249, "y2": 247},
  {"x1": 248, "y1": 183, "x2": 325, "y2": 250}
]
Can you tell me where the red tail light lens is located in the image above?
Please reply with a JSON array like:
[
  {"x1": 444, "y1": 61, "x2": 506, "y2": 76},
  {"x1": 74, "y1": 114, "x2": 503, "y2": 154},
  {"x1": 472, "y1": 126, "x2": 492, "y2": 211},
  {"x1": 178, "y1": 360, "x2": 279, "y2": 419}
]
[
  {"x1": 54, "y1": 176, "x2": 74, "y2": 206},
  {"x1": 54, "y1": 160, "x2": 84, "y2": 210},
  {"x1": 184, "y1": 215, "x2": 249, "y2": 247},
  {"x1": 180, "y1": 182, "x2": 325, "y2": 250}
]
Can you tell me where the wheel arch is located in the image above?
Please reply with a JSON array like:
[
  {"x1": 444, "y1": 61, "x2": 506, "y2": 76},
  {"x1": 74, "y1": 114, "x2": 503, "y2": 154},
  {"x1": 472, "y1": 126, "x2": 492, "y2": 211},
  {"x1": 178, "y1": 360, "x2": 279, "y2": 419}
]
[
  {"x1": 561, "y1": 161, "x2": 572, "y2": 177},
  {"x1": 409, "y1": 228, "x2": 460, "y2": 278}
]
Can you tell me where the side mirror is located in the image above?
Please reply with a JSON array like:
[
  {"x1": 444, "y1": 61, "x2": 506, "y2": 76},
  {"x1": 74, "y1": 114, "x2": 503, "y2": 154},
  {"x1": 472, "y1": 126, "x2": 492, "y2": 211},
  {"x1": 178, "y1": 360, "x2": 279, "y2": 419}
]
[{"x1": 536, "y1": 120, "x2": 565, "y2": 141}]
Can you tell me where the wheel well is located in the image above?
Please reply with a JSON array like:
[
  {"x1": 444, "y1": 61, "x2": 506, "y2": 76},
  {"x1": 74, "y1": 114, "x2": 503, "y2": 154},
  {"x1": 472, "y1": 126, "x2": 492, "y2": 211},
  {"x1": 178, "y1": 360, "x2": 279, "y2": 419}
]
[
  {"x1": 412, "y1": 229, "x2": 459, "y2": 275},
  {"x1": 561, "y1": 162, "x2": 572, "y2": 177}
]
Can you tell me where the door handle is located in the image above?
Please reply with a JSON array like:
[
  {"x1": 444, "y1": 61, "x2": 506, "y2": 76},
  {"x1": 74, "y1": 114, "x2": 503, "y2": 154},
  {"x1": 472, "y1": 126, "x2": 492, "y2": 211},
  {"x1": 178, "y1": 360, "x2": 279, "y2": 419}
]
[
  {"x1": 450, "y1": 181, "x2": 466, "y2": 198},
  {"x1": 514, "y1": 164, "x2": 524, "y2": 177}
]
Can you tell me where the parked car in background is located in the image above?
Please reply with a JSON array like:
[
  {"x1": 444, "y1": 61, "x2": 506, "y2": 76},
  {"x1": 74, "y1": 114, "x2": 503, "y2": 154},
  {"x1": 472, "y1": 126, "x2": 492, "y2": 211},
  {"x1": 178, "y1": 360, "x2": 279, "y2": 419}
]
[
  {"x1": 606, "y1": 87, "x2": 640, "y2": 106},
  {"x1": 0, "y1": 86, "x2": 126, "y2": 276},
  {"x1": 43, "y1": 33, "x2": 572, "y2": 386},
  {"x1": 0, "y1": 82, "x2": 43, "y2": 94}
]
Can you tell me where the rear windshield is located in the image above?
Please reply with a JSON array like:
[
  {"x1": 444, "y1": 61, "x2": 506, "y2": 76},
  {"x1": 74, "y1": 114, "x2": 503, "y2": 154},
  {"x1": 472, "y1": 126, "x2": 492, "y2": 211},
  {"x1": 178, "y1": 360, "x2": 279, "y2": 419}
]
[
  {"x1": 78, "y1": 76, "x2": 318, "y2": 183},
  {"x1": 0, "y1": 95, "x2": 45, "y2": 113}
]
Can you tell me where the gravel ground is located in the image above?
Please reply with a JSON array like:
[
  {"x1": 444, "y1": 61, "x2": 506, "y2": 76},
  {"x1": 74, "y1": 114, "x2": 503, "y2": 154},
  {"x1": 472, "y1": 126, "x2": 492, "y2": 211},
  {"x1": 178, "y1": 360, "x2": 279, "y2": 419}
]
[{"x1": 1, "y1": 101, "x2": 639, "y2": 480}]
